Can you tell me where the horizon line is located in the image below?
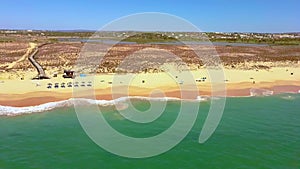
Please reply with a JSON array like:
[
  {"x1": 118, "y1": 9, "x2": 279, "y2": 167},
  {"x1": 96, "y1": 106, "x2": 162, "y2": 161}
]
[{"x1": 0, "y1": 28, "x2": 299, "y2": 34}]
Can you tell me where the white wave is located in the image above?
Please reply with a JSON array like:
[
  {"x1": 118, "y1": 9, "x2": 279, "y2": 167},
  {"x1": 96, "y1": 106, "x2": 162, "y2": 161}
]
[
  {"x1": 0, "y1": 96, "x2": 202, "y2": 116},
  {"x1": 0, "y1": 99, "x2": 73, "y2": 116},
  {"x1": 262, "y1": 90, "x2": 274, "y2": 96},
  {"x1": 250, "y1": 88, "x2": 274, "y2": 97}
]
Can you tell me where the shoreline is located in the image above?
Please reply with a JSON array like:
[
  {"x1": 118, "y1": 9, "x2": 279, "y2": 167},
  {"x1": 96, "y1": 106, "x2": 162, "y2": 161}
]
[
  {"x1": 1, "y1": 81, "x2": 299, "y2": 107},
  {"x1": 1, "y1": 90, "x2": 299, "y2": 117}
]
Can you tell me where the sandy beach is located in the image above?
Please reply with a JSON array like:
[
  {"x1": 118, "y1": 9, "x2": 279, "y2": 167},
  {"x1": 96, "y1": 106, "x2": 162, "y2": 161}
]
[{"x1": 0, "y1": 67, "x2": 299, "y2": 107}]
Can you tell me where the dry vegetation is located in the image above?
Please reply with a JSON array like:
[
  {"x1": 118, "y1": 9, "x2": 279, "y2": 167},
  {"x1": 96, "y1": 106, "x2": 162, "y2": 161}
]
[
  {"x1": 0, "y1": 42, "x2": 28, "y2": 65},
  {"x1": 0, "y1": 41, "x2": 299, "y2": 74},
  {"x1": 216, "y1": 45, "x2": 300, "y2": 69}
]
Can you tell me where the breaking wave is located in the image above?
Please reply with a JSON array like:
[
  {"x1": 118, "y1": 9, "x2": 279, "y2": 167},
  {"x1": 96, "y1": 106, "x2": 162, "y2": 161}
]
[
  {"x1": 2, "y1": 93, "x2": 299, "y2": 116},
  {"x1": 250, "y1": 88, "x2": 274, "y2": 96},
  {"x1": 0, "y1": 96, "x2": 202, "y2": 116}
]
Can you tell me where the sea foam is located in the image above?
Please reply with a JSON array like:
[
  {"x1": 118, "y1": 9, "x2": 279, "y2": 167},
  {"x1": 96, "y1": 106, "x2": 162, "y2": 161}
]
[
  {"x1": 250, "y1": 88, "x2": 274, "y2": 96},
  {"x1": 0, "y1": 100, "x2": 72, "y2": 116},
  {"x1": 0, "y1": 96, "x2": 194, "y2": 116}
]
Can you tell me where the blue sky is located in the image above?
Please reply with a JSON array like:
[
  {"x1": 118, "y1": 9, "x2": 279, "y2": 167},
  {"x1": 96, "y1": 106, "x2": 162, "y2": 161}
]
[{"x1": 0, "y1": 0, "x2": 299, "y2": 32}]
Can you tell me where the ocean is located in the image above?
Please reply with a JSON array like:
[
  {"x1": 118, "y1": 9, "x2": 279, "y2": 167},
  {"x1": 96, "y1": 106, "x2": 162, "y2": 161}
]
[{"x1": 0, "y1": 94, "x2": 299, "y2": 169}]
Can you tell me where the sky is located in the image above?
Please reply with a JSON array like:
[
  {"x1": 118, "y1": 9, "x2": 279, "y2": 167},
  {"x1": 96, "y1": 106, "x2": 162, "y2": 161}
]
[{"x1": 0, "y1": 0, "x2": 299, "y2": 32}]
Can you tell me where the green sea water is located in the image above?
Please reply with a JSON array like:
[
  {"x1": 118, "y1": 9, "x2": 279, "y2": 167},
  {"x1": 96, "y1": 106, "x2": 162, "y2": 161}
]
[{"x1": 0, "y1": 94, "x2": 300, "y2": 169}]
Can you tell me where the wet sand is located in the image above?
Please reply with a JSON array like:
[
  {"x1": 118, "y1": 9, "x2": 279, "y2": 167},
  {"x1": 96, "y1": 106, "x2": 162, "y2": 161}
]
[{"x1": 0, "y1": 80, "x2": 299, "y2": 107}]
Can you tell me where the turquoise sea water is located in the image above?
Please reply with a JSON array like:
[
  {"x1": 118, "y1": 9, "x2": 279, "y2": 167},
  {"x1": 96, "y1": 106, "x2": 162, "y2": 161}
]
[{"x1": 0, "y1": 94, "x2": 300, "y2": 169}]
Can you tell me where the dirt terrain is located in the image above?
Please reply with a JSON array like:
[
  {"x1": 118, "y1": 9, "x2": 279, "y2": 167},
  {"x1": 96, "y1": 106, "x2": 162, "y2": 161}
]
[{"x1": 0, "y1": 41, "x2": 299, "y2": 75}]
